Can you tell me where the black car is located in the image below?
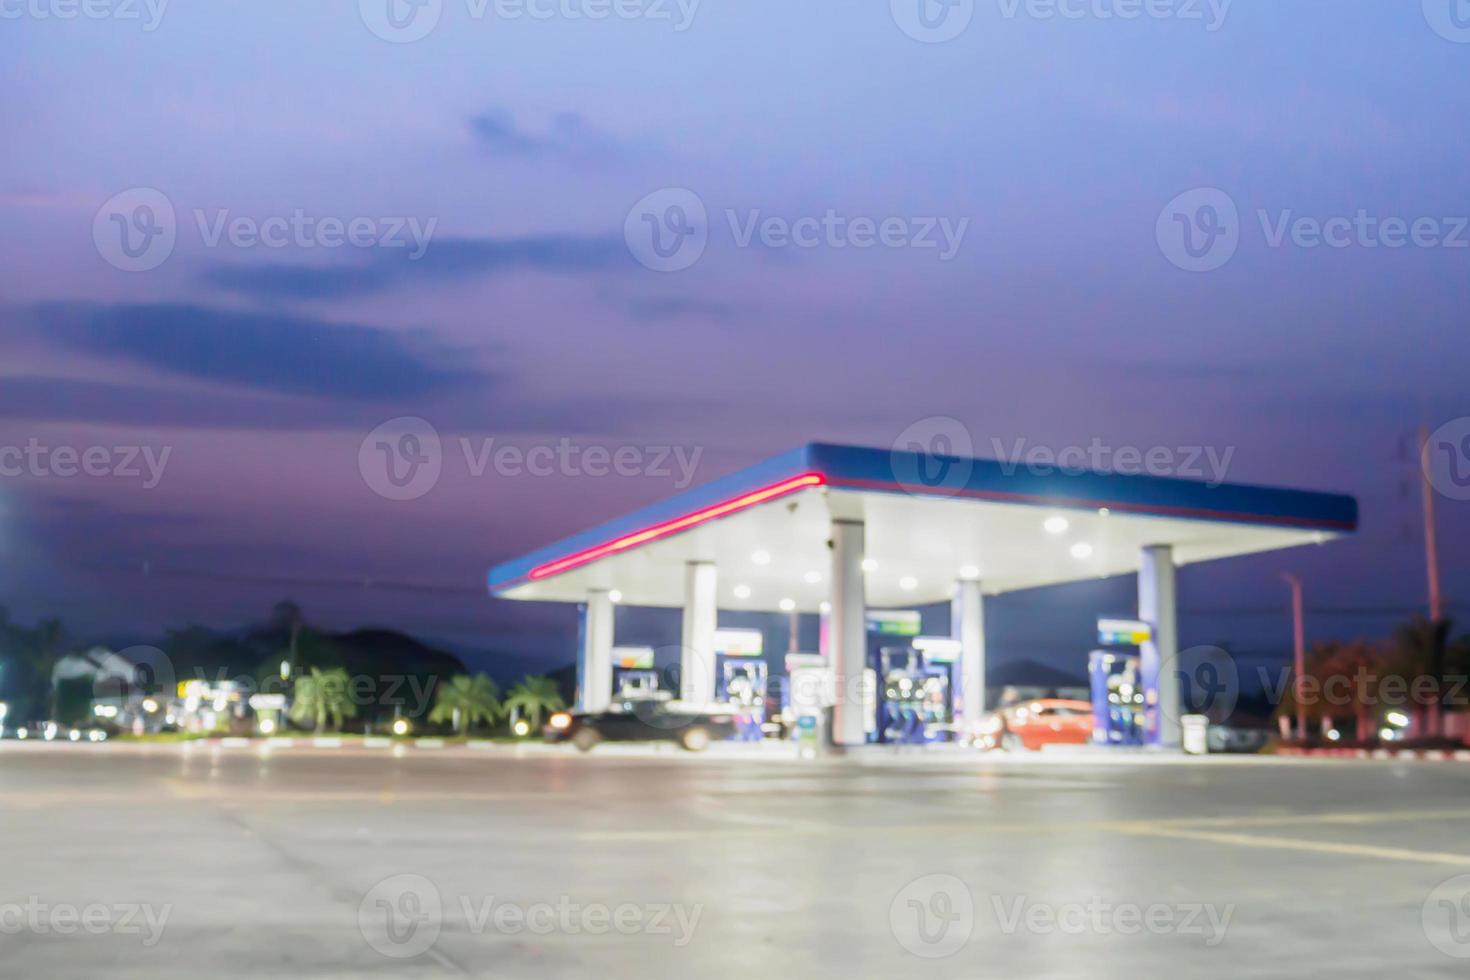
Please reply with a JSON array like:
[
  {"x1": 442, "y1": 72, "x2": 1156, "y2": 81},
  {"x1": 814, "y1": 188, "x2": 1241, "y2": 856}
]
[{"x1": 545, "y1": 700, "x2": 737, "y2": 752}]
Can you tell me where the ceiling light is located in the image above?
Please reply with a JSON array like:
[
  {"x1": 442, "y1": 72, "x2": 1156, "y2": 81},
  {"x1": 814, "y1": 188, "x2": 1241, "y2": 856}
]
[
  {"x1": 1044, "y1": 516, "x2": 1070, "y2": 535},
  {"x1": 733, "y1": 584, "x2": 752, "y2": 600},
  {"x1": 819, "y1": 601, "x2": 831, "y2": 614},
  {"x1": 1097, "y1": 507, "x2": 1110, "y2": 516},
  {"x1": 751, "y1": 550, "x2": 771, "y2": 566},
  {"x1": 1070, "y1": 542, "x2": 1093, "y2": 560},
  {"x1": 608, "y1": 590, "x2": 622, "y2": 603},
  {"x1": 959, "y1": 565, "x2": 980, "y2": 580},
  {"x1": 779, "y1": 598, "x2": 796, "y2": 612},
  {"x1": 804, "y1": 570, "x2": 821, "y2": 584},
  {"x1": 861, "y1": 558, "x2": 878, "y2": 572},
  {"x1": 899, "y1": 576, "x2": 918, "y2": 591}
]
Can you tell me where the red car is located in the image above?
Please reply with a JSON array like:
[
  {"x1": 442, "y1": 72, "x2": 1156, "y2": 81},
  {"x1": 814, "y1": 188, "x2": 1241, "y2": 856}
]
[{"x1": 979, "y1": 698, "x2": 1095, "y2": 752}]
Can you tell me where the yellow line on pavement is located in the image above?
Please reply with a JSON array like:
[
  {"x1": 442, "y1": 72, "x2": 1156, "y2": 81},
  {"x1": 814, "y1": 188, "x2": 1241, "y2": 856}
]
[
  {"x1": 1115, "y1": 824, "x2": 1470, "y2": 867},
  {"x1": 578, "y1": 807, "x2": 1470, "y2": 844}
]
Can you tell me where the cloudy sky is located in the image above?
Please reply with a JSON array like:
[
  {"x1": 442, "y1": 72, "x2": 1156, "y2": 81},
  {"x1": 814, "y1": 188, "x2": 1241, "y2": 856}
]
[{"x1": 1, "y1": 0, "x2": 1467, "y2": 672}]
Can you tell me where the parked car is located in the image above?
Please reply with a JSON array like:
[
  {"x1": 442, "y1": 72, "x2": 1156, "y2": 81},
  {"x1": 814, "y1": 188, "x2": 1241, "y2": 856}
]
[
  {"x1": 979, "y1": 698, "x2": 1094, "y2": 751},
  {"x1": 545, "y1": 701, "x2": 737, "y2": 752}
]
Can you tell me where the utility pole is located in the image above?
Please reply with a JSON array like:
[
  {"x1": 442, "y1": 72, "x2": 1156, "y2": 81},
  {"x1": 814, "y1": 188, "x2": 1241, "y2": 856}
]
[
  {"x1": 1419, "y1": 425, "x2": 1444, "y2": 622},
  {"x1": 1281, "y1": 573, "x2": 1306, "y2": 741}
]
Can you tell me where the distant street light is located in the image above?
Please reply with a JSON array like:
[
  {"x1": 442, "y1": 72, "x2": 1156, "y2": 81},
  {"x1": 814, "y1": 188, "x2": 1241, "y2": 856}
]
[{"x1": 1280, "y1": 573, "x2": 1306, "y2": 741}]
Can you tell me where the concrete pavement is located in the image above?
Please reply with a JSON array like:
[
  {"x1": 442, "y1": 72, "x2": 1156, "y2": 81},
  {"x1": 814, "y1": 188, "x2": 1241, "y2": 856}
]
[{"x1": 2, "y1": 741, "x2": 1468, "y2": 977}]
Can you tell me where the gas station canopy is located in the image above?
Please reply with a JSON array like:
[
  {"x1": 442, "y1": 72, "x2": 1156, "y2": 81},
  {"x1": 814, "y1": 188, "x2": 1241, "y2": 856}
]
[{"x1": 488, "y1": 442, "x2": 1357, "y2": 610}]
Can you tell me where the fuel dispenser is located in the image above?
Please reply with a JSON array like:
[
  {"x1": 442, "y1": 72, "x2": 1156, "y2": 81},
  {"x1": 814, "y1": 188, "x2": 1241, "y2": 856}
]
[
  {"x1": 611, "y1": 647, "x2": 661, "y2": 701},
  {"x1": 713, "y1": 628, "x2": 767, "y2": 741}
]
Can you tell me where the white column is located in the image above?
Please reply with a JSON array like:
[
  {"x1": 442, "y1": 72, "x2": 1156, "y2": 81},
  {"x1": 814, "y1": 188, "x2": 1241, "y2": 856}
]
[
  {"x1": 830, "y1": 520, "x2": 868, "y2": 747},
  {"x1": 952, "y1": 578, "x2": 986, "y2": 732},
  {"x1": 1139, "y1": 544, "x2": 1181, "y2": 749},
  {"x1": 680, "y1": 561, "x2": 718, "y2": 704},
  {"x1": 581, "y1": 589, "x2": 615, "y2": 713}
]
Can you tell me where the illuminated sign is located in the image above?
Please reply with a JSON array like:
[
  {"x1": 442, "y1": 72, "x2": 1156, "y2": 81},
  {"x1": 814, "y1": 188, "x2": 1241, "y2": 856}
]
[
  {"x1": 1098, "y1": 618, "x2": 1152, "y2": 646},
  {"x1": 784, "y1": 653, "x2": 826, "y2": 671},
  {"x1": 866, "y1": 610, "x2": 921, "y2": 636},
  {"x1": 612, "y1": 647, "x2": 655, "y2": 669},
  {"x1": 913, "y1": 636, "x2": 962, "y2": 663},
  {"x1": 713, "y1": 629, "x2": 764, "y2": 657}
]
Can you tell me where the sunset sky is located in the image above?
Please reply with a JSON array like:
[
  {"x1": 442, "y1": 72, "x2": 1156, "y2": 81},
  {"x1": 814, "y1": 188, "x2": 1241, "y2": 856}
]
[{"x1": 2, "y1": 1, "x2": 1467, "y2": 673}]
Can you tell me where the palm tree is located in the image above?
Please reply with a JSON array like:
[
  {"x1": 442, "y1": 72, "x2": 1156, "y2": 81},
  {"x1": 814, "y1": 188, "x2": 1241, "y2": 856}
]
[
  {"x1": 503, "y1": 675, "x2": 566, "y2": 731},
  {"x1": 428, "y1": 674, "x2": 501, "y2": 735},
  {"x1": 288, "y1": 667, "x2": 357, "y2": 732},
  {"x1": 23, "y1": 616, "x2": 65, "y2": 723},
  {"x1": 1394, "y1": 615, "x2": 1453, "y2": 737}
]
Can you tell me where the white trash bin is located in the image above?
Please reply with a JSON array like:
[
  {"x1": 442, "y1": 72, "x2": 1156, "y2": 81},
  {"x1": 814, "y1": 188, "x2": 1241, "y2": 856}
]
[{"x1": 1182, "y1": 715, "x2": 1209, "y2": 755}]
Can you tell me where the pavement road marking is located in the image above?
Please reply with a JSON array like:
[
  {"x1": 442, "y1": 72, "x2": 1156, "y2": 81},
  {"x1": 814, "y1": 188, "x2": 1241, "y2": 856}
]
[
  {"x1": 577, "y1": 807, "x2": 1470, "y2": 844},
  {"x1": 1116, "y1": 824, "x2": 1470, "y2": 867}
]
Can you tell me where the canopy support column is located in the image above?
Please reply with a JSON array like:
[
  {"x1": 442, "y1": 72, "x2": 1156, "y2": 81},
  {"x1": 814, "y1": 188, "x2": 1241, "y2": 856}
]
[
  {"x1": 680, "y1": 561, "x2": 718, "y2": 704},
  {"x1": 1140, "y1": 544, "x2": 1181, "y2": 749},
  {"x1": 830, "y1": 519, "x2": 868, "y2": 747},
  {"x1": 952, "y1": 578, "x2": 986, "y2": 734},
  {"x1": 579, "y1": 589, "x2": 614, "y2": 713}
]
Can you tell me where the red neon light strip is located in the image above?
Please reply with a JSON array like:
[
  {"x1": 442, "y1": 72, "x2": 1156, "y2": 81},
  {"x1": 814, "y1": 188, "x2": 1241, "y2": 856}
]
[{"x1": 528, "y1": 472, "x2": 827, "y2": 581}]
